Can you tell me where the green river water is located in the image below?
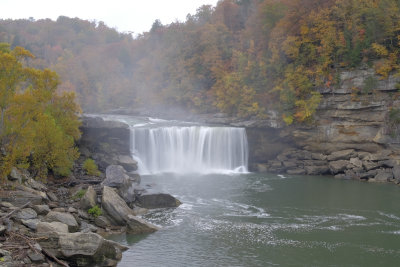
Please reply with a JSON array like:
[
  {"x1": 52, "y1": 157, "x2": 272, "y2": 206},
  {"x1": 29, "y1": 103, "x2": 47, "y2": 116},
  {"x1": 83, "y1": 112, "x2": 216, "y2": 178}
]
[{"x1": 109, "y1": 173, "x2": 400, "y2": 267}]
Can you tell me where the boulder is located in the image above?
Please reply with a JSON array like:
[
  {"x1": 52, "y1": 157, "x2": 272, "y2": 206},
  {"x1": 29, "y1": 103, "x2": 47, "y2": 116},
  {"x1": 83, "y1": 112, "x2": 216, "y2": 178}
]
[
  {"x1": 329, "y1": 160, "x2": 349, "y2": 174},
  {"x1": 327, "y1": 149, "x2": 356, "y2": 161},
  {"x1": 103, "y1": 165, "x2": 136, "y2": 204},
  {"x1": 80, "y1": 186, "x2": 97, "y2": 210},
  {"x1": 38, "y1": 232, "x2": 128, "y2": 267},
  {"x1": 44, "y1": 211, "x2": 79, "y2": 232},
  {"x1": 37, "y1": 221, "x2": 69, "y2": 233},
  {"x1": 21, "y1": 219, "x2": 40, "y2": 230},
  {"x1": 136, "y1": 191, "x2": 181, "y2": 209},
  {"x1": 32, "y1": 205, "x2": 50, "y2": 215},
  {"x1": 102, "y1": 186, "x2": 134, "y2": 225},
  {"x1": 126, "y1": 214, "x2": 159, "y2": 234},
  {"x1": 101, "y1": 186, "x2": 158, "y2": 233},
  {"x1": 103, "y1": 165, "x2": 130, "y2": 188},
  {"x1": 116, "y1": 155, "x2": 138, "y2": 172},
  {"x1": 15, "y1": 208, "x2": 37, "y2": 220}
]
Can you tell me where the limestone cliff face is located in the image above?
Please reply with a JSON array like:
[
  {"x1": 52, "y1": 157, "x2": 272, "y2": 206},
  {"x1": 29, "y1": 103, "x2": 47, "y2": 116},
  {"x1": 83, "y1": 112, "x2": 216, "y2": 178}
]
[
  {"x1": 291, "y1": 68, "x2": 400, "y2": 153},
  {"x1": 254, "y1": 68, "x2": 400, "y2": 183}
]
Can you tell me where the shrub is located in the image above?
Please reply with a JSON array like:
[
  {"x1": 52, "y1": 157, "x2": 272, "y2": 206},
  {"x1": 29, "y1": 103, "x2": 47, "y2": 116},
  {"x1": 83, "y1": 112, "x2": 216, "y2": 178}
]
[
  {"x1": 88, "y1": 205, "x2": 102, "y2": 218},
  {"x1": 72, "y1": 189, "x2": 86, "y2": 200},
  {"x1": 83, "y1": 158, "x2": 101, "y2": 176}
]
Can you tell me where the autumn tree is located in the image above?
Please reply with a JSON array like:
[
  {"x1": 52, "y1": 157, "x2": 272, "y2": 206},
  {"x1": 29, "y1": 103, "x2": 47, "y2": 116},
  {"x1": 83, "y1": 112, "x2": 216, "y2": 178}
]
[{"x1": 0, "y1": 44, "x2": 81, "y2": 180}]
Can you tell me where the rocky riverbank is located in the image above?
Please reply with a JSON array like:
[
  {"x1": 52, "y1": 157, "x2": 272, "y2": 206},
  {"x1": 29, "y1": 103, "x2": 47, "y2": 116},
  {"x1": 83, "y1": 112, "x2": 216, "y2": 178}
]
[{"x1": 0, "y1": 116, "x2": 181, "y2": 266}]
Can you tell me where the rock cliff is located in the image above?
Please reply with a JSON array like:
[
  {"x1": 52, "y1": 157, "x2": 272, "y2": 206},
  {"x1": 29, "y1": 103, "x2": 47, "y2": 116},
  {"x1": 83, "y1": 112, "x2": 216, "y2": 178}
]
[{"x1": 255, "y1": 68, "x2": 400, "y2": 183}]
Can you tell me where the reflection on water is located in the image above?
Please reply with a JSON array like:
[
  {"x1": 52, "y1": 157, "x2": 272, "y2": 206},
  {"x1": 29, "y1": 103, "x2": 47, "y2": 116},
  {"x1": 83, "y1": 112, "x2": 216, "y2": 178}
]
[{"x1": 109, "y1": 173, "x2": 400, "y2": 267}]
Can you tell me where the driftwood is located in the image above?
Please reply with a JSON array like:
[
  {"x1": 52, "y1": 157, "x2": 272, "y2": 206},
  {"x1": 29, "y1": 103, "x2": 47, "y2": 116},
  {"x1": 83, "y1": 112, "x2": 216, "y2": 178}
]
[
  {"x1": 42, "y1": 248, "x2": 70, "y2": 267},
  {"x1": 4, "y1": 231, "x2": 70, "y2": 267}
]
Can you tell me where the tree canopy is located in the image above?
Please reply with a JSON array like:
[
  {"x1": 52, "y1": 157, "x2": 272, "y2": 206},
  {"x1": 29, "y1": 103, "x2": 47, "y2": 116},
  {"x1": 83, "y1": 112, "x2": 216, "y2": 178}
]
[{"x1": 1, "y1": 0, "x2": 399, "y2": 123}]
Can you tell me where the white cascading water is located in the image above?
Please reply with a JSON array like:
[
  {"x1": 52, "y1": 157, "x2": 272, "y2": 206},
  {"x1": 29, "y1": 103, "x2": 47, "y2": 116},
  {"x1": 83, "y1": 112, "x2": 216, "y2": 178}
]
[{"x1": 130, "y1": 126, "x2": 248, "y2": 175}]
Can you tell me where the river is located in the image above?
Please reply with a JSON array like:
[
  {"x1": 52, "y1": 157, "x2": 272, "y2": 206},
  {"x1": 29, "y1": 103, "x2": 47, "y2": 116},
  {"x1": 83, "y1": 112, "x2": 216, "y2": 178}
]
[
  {"x1": 109, "y1": 174, "x2": 400, "y2": 266},
  {"x1": 95, "y1": 115, "x2": 400, "y2": 266}
]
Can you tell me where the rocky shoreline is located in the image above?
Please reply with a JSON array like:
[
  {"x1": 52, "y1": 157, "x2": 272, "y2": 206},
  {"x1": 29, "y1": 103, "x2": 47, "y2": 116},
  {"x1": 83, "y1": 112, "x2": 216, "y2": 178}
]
[
  {"x1": 0, "y1": 117, "x2": 181, "y2": 267},
  {"x1": 258, "y1": 148, "x2": 400, "y2": 184}
]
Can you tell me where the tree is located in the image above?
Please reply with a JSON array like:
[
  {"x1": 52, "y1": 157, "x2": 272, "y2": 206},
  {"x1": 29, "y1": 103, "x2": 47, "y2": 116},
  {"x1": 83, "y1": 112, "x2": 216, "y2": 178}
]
[{"x1": 0, "y1": 44, "x2": 81, "y2": 179}]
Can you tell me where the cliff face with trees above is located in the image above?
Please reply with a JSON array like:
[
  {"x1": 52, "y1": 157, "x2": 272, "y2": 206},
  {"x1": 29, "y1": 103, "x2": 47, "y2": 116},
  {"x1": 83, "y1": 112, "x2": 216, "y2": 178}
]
[{"x1": 1, "y1": 0, "x2": 400, "y2": 182}]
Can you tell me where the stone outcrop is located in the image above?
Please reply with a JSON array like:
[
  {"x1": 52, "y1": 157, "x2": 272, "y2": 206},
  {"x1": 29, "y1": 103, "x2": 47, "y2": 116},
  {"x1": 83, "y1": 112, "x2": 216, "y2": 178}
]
[
  {"x1": 79, "y1": 116, "x2": 137, "y2": 172},
  {"x1": 252, "y1": 68, "x2": 400, "y2": 184}
]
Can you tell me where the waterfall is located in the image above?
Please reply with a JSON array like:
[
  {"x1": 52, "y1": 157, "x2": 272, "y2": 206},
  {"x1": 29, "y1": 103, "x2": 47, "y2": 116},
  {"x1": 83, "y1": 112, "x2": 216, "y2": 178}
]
[{"x1": 130, "y1": 126, "x2": 248, "y2": 175}]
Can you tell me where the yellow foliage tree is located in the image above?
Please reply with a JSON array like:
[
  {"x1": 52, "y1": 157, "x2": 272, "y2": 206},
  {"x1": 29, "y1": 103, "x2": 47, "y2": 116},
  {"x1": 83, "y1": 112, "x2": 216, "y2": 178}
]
[{"x1": 0, "y1": 44, "x2": 81, "y2": 180}]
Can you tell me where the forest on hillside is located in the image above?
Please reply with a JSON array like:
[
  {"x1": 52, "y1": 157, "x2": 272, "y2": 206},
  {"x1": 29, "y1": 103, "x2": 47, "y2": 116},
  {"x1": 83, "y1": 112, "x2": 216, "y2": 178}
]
[{"x1": 1, "y1": 0, "x2": 400, "y2": 123}]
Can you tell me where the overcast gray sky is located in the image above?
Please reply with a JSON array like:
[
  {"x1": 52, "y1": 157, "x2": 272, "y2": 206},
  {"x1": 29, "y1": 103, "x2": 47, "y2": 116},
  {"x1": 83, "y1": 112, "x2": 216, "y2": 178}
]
[{"x1": 0, "y1": 0, "x2": 219, "y2": 34}]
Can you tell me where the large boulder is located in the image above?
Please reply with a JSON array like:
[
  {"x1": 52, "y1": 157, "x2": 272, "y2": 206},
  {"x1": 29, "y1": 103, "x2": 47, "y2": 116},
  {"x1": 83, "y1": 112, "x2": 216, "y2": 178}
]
[
  {"x1": 101, "y1": 186, "x2": 158, "y2": 234},
  {"x1": 136, "y1": 191, "x2": 182, "y2": 209},
  {"x1": 15, "y1": 208, "x2": 37, "y2": 220},
  {"x1": 103, "y1": 165, "x2": 137, "y2": 203},
  {"x1": 44, "y1": 211, "x2": 79, "y2": 232},
  {"x1": 116, "y1": 155, "x2": 138, "y2": 172},
  {"x1": 38, "y1": 232, "x2": 128, "y2": 267},
  {"x1": 80, "y1": 186, "x2": 97, "y2": 210},
  {"x1": 103, "y1": 165, "x2": 130, "y2": 188}
]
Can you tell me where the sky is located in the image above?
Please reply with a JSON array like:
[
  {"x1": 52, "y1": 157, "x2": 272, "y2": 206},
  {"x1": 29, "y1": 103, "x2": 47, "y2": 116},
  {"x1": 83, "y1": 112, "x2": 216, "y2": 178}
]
[{"x1": 0, "y1": 0, "x2": 219, "y2": 35}]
